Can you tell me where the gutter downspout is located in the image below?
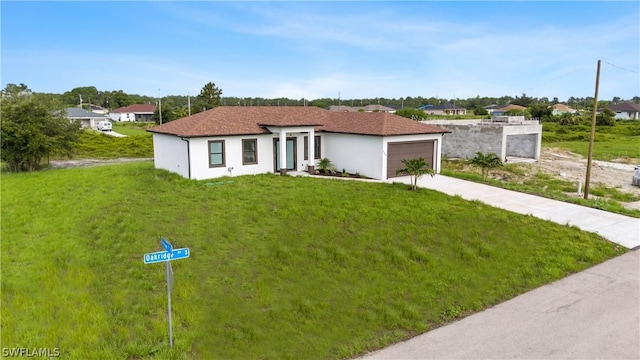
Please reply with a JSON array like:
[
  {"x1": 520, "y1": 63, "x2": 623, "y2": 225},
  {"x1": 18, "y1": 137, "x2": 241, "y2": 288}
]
[{"x1": 180, "y1": 137, "x2": 191, "y2": 179}]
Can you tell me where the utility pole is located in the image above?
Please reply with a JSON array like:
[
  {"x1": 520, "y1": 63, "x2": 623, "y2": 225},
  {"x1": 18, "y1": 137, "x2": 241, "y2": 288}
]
[
  {"x1": 158, "y1": 89, "x2": 163, "y2": 125},
  {"x1": 584, "y1": 60, "x2": 601, "y2": 200}
]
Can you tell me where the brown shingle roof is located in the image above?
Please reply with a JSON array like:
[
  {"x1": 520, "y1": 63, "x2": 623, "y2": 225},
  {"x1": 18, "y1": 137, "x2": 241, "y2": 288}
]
[
  {"x1": 324, "y1": 111, "x2": 449, "y2": 136},
  {"x1": 551, "y1": 104, "x2": 576, "y2": 111},
  {"x1": 497, "y1": 104, "x2": 526, "y2": 112},
  {"x1": 608, "y1": 102, "x2": 640, "y2": 112},
  {"x1": 147, "y1": 106, "x2": 449, "y2": 137},
  {"x1": 112, "y1": 104, "x2": 156, "y2": 113}
]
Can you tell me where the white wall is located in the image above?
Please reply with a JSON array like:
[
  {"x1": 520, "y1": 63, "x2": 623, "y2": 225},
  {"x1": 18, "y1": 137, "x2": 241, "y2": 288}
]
[
  {"x1": 614, "y1": 111, "x2": 639, "y2": 120},
  {"x1": 154, "y1": 131, "x2": 444, "y2": 181},
  {"x1": 153, "y1": 133, "x2": 190, "y2": 178},
  {"x1": 383, "y1": 134, "x2": 444, "y2": 178},
  {"x1": 188, "y1": 135, "x2": 271, "y2": 180},
  {"x1": 503, "y1": 124, "x2": 542, "y2": 160},
  {"x1": 110, "y1": 112, "x2": 134, "y2": 122},
  {"x1": 324, "y1": 133, "x2": 383, "y2": 179}
]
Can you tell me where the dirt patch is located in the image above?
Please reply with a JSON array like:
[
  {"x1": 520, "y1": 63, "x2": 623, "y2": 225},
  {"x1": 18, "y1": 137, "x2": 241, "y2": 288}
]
[
  {"x1": 48, "y1": 158, "x2": 152, "y2": 169},
  {"x1": 535, "y1": 148, "x2": 638, "y2": 194},
  {"x1": 510, "y1": 148, "x2": 640, "y2": 209}
]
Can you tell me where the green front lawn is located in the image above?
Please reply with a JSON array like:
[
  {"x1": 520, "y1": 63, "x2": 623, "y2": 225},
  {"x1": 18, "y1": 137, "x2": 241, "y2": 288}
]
[{"x1": 1, "y1": 163, "x2": 622, "y2": 359}]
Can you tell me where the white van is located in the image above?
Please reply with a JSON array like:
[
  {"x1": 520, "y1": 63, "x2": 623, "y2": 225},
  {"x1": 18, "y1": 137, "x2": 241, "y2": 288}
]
[{"x1": 97, "y1": 120, "x2": 112, "y2": 131}]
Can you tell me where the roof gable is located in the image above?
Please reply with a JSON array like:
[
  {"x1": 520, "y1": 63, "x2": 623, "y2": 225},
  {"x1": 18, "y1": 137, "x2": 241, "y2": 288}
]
[
  {"x1": 550, "y1": 104, "x2": 576, "y2": 111},
  {"x1": 497, "y1": 104, "x2": 527, "y2": 111},
  {"x1": 65, "y1": 107, "x2": 109, "y2": 119},
  {"x1": 112, "y1": 104, "x2": 156, "y2": 114},
  {"x1": 324, "y1": 112, "x2": 449, "y2": 136},
  {"x1": 422, "y1": 103, "x2": 466, "y2": 110}
]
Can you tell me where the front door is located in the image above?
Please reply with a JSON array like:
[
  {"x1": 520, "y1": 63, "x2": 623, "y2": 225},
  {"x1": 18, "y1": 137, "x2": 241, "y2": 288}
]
[{"x1": 274, "y1": 138, "x2": 296, "y2": 171}]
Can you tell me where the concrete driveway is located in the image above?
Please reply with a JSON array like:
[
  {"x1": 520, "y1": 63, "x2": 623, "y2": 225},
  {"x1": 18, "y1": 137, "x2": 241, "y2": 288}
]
[
  {"x1": 356, "y1": 175, "x2": 640, "y2": 359},
  {"x1": 100, "y1": 130, "x2": 126, "y2": 137}
]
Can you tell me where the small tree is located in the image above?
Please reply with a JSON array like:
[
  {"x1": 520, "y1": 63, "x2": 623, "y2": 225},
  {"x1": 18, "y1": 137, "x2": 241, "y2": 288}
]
[
  {"x1": 469, "y1": 151, "x2": 503, "y2": 182},
  {"x1": 395, "y1": 157, "x2": 435, "y2": 191},
  {"x1": 596, "y1": 108, "x2": 616, "y2": 126},
  {"x1": 1, "y1": 91, "x2": 81, "y2": 172},
  {"x1": 395, "y1": 108, "x2": 427, "y2": 120},
  {"x1": 197, "y1": 81, "x2": 223, "y2": 111},
  {"x1": 473, "y1": 107, "x2": 489, "y2": 116}
]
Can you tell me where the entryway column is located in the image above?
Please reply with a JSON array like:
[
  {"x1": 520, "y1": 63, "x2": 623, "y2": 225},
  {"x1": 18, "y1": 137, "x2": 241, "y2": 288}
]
[
  {"x1": 279, "y1": 130, "x2": 287, "y2": 175},
  {"x1": 307, "y1": 129, "x2": 315, "y2": 173}
]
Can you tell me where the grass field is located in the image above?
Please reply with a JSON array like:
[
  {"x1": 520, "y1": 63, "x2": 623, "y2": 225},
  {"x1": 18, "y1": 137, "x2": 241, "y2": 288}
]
[
  {"x1": 1, "y1": 162, "x2": 623, "y2": 359},
  {"x1": 71, "y1": 130, "x2": 153, "y2": 159},
  {"x1": 112, "y1": 124, "x2": 153, "y2": 137},
  {"x1": 542, "y1": 121, "x2": 640, "y2": 161},
  {"x1": 542, "y1": 138, "x2": 640, "y2": 162}
]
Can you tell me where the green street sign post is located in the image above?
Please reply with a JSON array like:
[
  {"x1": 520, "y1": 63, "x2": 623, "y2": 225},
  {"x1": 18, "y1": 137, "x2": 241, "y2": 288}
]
[{"x1": 143, "y1": 237, "x2": 190, "y2": 348}]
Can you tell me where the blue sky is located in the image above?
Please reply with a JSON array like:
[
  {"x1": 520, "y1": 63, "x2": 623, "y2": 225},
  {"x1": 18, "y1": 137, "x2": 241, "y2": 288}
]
[{"x1": 2, "y1": 1, "x2": 638, "y2": 101}]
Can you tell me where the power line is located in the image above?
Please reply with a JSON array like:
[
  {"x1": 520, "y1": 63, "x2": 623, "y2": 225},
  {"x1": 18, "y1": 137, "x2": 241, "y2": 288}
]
[
  {"x1": 525, "y1": 62, "x2": 593, "y2": 93},
  {"x1": 603, "y1": 60, "x2": 638, "y2": 74}
]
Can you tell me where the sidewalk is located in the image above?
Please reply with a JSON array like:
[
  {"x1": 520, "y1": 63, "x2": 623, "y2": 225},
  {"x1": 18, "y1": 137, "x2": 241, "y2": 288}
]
[{"x1": 389, "y1": 175, "x2": 640, "y2": 249}]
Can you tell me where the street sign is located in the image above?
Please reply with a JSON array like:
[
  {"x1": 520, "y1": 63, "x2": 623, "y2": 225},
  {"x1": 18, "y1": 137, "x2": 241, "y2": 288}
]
[
  {"x1": 161, "y1": 237, "x2": 173, "y2": 253},
  {"x1": 143, "y1": 238, "x2": 190, "y2": 349},
  {"x1": 143, "y1": 248, "x2": 190, "y2": 264}
]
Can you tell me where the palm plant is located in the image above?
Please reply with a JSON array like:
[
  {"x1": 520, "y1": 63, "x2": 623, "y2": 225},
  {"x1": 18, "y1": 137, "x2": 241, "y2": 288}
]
[
  {"x1": 317, "y1": 158, "x2": 334, "y2": 174},
  {"x1": 469, "y1": 151, "x2": 503, "y2": 182},
  {"x1": 395, "y1": 157, "x2": 435, "y2": 191}
]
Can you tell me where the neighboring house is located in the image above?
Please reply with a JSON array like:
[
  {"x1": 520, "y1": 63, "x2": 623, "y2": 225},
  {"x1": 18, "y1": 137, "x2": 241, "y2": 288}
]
[
  {"x1": 607, "y1": 102, "x2": 640, "y2": 120},
  {"x1": 110, "y1": 104, "x2": 156, "y2": 122},
  {"x1": 362, "y1": 104, "x2": 396, "y2": 113},
  {"x1": 550, "y1": 103, "x2": 577, "y2": 116},
  {"x1": 148, "y1": 106, "x2": 450, "y2": 181},
  {"x1": 492, "y1": 104, "x2": 527, "y2": 116},
  {"x1": 327, "y1": 104, "x2": 396, "y2": 113},
  {"x1": 65, "y1": 107, "x2": 110, "y2": 129},
  {"x1": 419, "y1": 103, "x2": 467, "y2": 116},
  {"x1": 484, "y1": 104, "x2": 502, "y2": 114}
]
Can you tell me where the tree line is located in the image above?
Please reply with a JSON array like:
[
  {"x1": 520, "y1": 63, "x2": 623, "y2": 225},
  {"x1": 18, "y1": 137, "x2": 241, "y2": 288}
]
[
  {"x1": 0, "y1": 81, "x2": 634, "y2": 172},
  {"x1": 6, "y1": 82, "x2": 638, "y2": 120}
]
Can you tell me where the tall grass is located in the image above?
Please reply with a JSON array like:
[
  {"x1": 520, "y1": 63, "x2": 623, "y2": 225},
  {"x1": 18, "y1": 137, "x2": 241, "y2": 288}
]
[
  {"x1": 1, "y1": 163, "x2": 622, "y2": 359},
  {"x1": 71, "y1": 131, "x2": 153, "y2": 159}
]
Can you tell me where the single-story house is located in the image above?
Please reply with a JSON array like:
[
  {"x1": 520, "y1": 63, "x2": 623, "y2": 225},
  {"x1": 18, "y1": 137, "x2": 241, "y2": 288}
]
[
  {"x1": 65, "y1": 107, "x2": 110, "y2": 129},
  {"x1": 148, "y1": 106, "x2": 450, "y2": 181},
  {"x1": 550, "y1": 103, "x2": 577, "y2": 116},
  {"x1": 419, "y1": 103, "x2": 467, "y2": 116},
  {"x1": 483, "y1": 104, "x2": 502, "y2": 114},
  {"x1": 327, "y1": 104, "x2": 396, "y2": 113},
  {"x1": 110, "y1": 104, "x2": 155, "y2": 122},
  {"x1": 607, "y1": 102, "x2": 640, "y2": 120}
]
